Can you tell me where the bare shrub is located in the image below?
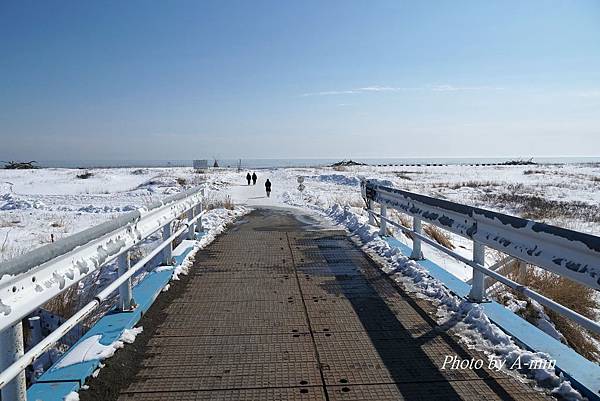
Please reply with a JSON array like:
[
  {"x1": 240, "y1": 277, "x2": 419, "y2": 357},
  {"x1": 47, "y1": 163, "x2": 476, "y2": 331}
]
[
  {"x1": 176, "y1": 177, "x2": 187, "y2": 186},
  {"x1": 505, "y1": 267, "x2": 600, "y2": 361},
  {"x1": 423, "y1": 224, "x2": 455, "y2": 249},
  {"x1": 332, "y1": 165, "x2": 348, "y2": 172},
  {"x1": 204, "y1": 193, "x2": 234, "y2": 211},
  {"x1": 523, "y1": 169, "x2": 546, "y2": 175},
  {"x1": 448, "y1": 181, "x2": 501, "y2": 189}
]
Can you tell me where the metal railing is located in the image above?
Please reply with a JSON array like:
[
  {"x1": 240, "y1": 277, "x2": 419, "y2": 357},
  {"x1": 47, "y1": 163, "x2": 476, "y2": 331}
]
[
  {"x1": 0, "y1": 187, "x2": 205, "y2": 401},
  {"x1": 361, "y1": 179, "x2": 600, "y2": 336}
]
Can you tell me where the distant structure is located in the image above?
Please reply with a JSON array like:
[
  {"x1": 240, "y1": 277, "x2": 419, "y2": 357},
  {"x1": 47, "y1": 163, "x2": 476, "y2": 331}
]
[
  {"x1": 193, "y1": 159, "x2": 208, "y2": 172},
  {"x1": 236, "y1": 159, "x2": 242, "y2": 172},
  {"x1": 213, "y1": 159, "x2": 219, "y2": 168}
]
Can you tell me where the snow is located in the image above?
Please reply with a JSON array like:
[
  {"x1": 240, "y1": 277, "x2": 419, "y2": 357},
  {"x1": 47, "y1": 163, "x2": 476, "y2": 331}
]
[
  {"x1": 53, "y1": 334, "x2": 124, "y2": 368},
  {"x1": 2, "y1": 162, "x2": 598, "y2": 399},
  {"x1": 64, "y1": 391, "x2": 79, "y2": 401}
]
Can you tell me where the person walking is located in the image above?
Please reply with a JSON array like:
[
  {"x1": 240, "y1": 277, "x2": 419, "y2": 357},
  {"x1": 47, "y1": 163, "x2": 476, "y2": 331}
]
[
  {"x1": 265, "y1": 179, "x2": 272, "y2": 197},
  {"x1": 246, "y1": 172, "x2": 251, "y2": 185},
  {"x1": 251, "y1": 172, "x2": 257, "y2": 185}
]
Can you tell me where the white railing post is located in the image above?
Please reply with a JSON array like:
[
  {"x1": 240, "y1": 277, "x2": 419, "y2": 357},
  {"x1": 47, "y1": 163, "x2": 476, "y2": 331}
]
[
  {"x1": 410, "y1": 217, "x2": 423, "y2": 260},
  {"x1": 198, "y1": 190, "x2": 205, "y2": 232},
  {"x1": 187, "y1": 208, "x2": 196, "y2": 240},
  {"x1": 367, "y1": 199, "x2": 375, "y2": 226},
  {"x1": 379, "y1": 204, "x2": 387, "y2": 236},
  {"x1": 0, "y1": 323, "x2": 27, "y2": 401},
  {"x1": 468, "y1": 242, "x2": 487, "y2": 302},
  {"x1": 117, "y1": 251, "x2": 134, "y2": 311},
  {"x1": 162, "y1": 223, "x2": 173, "y2": 265}
]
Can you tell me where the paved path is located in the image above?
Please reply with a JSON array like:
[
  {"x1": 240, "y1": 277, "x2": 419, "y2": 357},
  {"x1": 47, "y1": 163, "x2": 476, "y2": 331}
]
[{"x1": 91, "y1": 208, "x2": 549, "y2": 401}]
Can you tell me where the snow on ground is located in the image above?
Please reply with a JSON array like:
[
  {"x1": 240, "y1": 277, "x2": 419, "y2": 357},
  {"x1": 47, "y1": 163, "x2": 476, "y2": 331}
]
[{"x1": 1, "y1": 163, "x2": 598, "y2": 399}]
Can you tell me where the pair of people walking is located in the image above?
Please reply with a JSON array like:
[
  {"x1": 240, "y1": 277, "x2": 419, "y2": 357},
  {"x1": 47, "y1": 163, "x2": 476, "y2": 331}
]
[
  {"x1": 246, "y1": 172, "x2": 257, "y2": 185},
  {"x1": 243, "y1": 172, "x2": 271, "y2": 197}
]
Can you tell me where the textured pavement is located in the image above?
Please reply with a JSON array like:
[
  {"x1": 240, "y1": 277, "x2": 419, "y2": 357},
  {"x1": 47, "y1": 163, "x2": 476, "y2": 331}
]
[{"x1": 114, "y1": 208, "x2": 550, "y2": 401}]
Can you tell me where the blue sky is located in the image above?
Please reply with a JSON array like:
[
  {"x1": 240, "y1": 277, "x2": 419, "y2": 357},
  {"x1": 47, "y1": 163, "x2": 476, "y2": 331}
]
[{"x1": 1, "y1": 1, "x2": 599, "y2": 160}]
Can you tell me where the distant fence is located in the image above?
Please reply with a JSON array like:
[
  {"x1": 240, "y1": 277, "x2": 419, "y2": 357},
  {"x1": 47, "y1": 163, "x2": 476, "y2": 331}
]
[
  {"x1": 0, "y1": 187, "x2": 205, "y2": 401},
  {"x1": 361, "y1": 179, "x2": 600, "y2": 334}
]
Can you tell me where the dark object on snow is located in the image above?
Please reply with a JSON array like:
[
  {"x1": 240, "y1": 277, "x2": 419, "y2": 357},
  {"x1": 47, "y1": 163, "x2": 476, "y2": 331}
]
[
  {"x1": 499, "y1": 158, "x2": 537, "y2": 166},
  {"x1": 76, "y1": 171, "x2": 94, "y2": 179},
  {"x1": 252, "y1": 172, "x2": 257, "y2": 185},
  {"x1": 2, "y1": 160, "x2": 39, "y2": 169},
  {"x1": 265, "y1": 179, "x2": 272, "y2": 197},
  {"x1": 246, "y1": 172, "x2": 251, "y2": 185},
  {"x1": 213, "y1": 160, "x2": 219, "y2": 168},
  {"x1": 330, "y1": 159, "x2": 367, "y2": 167}
]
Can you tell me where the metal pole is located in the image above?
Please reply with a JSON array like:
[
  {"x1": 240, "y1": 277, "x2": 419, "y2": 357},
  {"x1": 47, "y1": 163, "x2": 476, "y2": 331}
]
[
  {"x1": 368, "y1": 200, "x2": 375, "y2": 226},
  {"x1": 410, "y1": 217, "x2": 423, "y2": 260},
  {"x1": 187, "y1": 208, "x2": 196, "y2": 240},
  {"x1": 117, "y1": 251, "x2": 133, "y2": 311},
  {"x1": 27, "y1": 316, "x2": 43, "y2": 347},
  {"x1": 0, "y1": 323, "x2": 27, "y2": 401},
  {"x1": 162, "y1": 223, "x2": 173, "y2": 265},
  {"x1": 196, "y1": 204, "x2": 203, "y2": 232},
  {"x1": 379, "y1": 204, "x2": 387, "y2": 236},
  {"x1": 468, "y1": 242, "x2": 486, "y2": 302}
]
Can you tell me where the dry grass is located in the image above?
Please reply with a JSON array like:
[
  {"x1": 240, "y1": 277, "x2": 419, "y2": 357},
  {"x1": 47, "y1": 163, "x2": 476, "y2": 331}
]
[
  {"x1": 505, "y1": 267, "x2": 600, "y2": 362},
  {"x1": 423, "y1": 224, "x2": 455, "y2": 249},
  {"x1": 481, "y1": 191, "x2": 600, "y2": 222},
  {"x1": 331, "y1": 165, "x2": 348, "y2": 172},
  {"x1": 204, "y1": 193, "x2": 234, "y2": 211},
  {"x1": 331, "y1": 195, "x2": 364, "y2": 208},
  {"x1": 0, "y1": 233, "x2": 25, "y2": 262},
  {"x1": 43, "y1": 285, "x2": 81, "y2": 320},
  {"x1": 447, "y1": 181, "x2": 502, "y2": 190},
  {"x1": 0, "y1": 217, "x2": 22, "y2": 228}
]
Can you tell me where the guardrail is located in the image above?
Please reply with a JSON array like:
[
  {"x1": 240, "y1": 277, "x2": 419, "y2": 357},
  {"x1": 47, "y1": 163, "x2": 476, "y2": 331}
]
[
  {"x1": 0, "y1": 187, "x2": 205, "y2": 401},
  {"x1": 361, "y1": 179, "x2": 600, "y2": 335}
]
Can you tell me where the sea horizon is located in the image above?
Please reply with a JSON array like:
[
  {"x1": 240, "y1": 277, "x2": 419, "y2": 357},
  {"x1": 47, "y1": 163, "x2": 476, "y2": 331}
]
[{"x1": 18, "y1": 156, "x2": 600, "y2": 169}]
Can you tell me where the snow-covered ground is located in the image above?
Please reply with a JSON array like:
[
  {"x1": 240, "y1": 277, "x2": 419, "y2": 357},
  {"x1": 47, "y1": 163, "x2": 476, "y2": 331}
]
[{"x1": 2, "y1": 163, "x2": 598, "y2": 400}]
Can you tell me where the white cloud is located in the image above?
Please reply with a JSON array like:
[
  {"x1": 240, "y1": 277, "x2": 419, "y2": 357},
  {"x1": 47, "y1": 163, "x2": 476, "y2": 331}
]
[
  {"x1": 301, "y1": 84, "x2": 503, "y2": 96},
  {"x1": 429, "y1": 84, "x2": 504, "y2": 91}
]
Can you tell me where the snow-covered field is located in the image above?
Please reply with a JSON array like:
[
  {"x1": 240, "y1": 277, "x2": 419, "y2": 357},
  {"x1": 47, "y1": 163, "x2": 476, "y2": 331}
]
[
  {"x1": 2, "y1": 163, "x2": 599, "y2": 400},
  {"x1": 2, "y1": 163, "x2": 599, "y2": 272}
]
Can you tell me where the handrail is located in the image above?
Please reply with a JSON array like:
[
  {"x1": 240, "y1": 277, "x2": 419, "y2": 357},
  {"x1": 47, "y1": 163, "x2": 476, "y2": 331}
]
[
  {"x1": 362, "y1": 180, "x2": 600, "y2": 290},
  {"x1": 0, "y1": 187, "x2": 203, "y2": 331},
  {"x1": 361, "y1": 179, "x2": 600, "y2": 336},
  {"x1": 0, "y1": 210, "x2": 203, "y2": 391},
  {"x1": 0, "y1": 187, "x2": 205, "y2": 400}
]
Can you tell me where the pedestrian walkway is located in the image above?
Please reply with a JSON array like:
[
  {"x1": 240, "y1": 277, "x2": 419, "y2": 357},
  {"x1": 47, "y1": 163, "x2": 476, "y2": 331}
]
[{"x1": 97, "y1": 208, "x2": 550, "y2": 401}]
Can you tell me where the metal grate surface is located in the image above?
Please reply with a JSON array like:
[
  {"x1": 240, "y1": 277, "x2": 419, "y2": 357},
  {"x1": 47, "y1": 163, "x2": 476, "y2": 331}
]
[{"x1": 109, "y1": 208, "x2": 551, "y2": 401}]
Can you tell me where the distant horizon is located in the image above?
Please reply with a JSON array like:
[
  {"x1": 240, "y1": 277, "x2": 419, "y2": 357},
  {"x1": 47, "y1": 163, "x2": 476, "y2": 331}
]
[{"x1": 3, "y1": 156, "x2": 597, "y2": 170}]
